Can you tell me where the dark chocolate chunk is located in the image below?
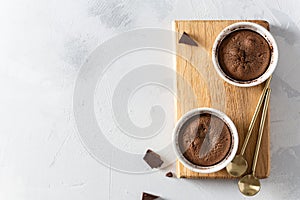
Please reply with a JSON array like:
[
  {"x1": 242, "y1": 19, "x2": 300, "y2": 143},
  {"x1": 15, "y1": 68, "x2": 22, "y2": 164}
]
[
  {"x1": 179, "y1": 32, "x2": 198, "y2": 46},
  {"x1": 143, "y1": 149, "x2": 163, "y2": 168},
  {"x1": 142, "y1": 192, "x2": 160, "y2": 200},
  {"x1": 165, "y1": 172, "x2": 173, "y2": 177}
]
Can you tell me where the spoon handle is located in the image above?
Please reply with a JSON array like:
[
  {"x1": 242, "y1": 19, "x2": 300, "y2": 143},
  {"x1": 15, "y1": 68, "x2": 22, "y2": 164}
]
[
  {"x1": 252, "y1": 88, "x2": 271, "y2": 175},
  {"x1": 240, "y1": 77, "x2": 272, "y2": 155}
]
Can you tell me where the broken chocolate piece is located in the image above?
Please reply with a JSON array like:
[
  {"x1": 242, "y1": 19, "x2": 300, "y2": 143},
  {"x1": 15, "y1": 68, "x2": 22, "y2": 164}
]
[
  {"x1": 179, "y1": 32, "x2": 198, "y2": 46},
  {"x1": 142, "y1": 192, "x2": 160, "y2": 200},
  {"x1": 143, "y1": 149, "x2": 163, "y2": 168},
  {"x1": 165, "y1": 172, "x2": 173, "y2": 177}
]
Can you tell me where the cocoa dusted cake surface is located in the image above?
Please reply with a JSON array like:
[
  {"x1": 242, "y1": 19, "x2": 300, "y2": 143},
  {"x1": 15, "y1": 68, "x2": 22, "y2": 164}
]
[
  {"x1": 218, "y1": 30, "x2": 271, "y2": 81},
  {"x1": 179, "y1": 114, "x2": 232, "y2": 166}
]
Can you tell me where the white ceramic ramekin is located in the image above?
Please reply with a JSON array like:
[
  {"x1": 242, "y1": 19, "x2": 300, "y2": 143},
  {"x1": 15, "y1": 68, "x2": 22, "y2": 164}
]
[
  {"x1": 173, "y1": 108, "x2": 239, "y2": 174},
  {"x1": 212, "y1": 22, "x2": 278, "y2": 87}
]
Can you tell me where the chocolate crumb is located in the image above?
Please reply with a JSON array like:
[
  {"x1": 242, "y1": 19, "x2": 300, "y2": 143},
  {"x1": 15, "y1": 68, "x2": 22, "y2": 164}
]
[
  {"x1": 165, "y1": 172, "x2": 173, "y2": 177},
  {"x1": 143, "y1": 149, "x2": 163, "y2": 168},
  {"x1": 142, "y1": 192, "x2": 160, "y2": 200},
  {"x1": 179, "y1": 32, "x2": 198, "y2": 46}
]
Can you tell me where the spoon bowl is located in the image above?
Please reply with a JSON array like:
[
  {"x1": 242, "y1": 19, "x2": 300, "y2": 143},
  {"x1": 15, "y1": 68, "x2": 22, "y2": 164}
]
[
  {"x1": 226, "y1": 154, "x2": 248, "y2": 177},
  {"x1": 238, "y1": 174, "x2": 261, "y2": 196}
]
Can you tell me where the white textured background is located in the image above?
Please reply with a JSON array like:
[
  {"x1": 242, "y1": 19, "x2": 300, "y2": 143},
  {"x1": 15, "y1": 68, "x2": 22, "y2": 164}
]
[{"x1": 1, "y1": 0, "x2": 300, "y2": 199}]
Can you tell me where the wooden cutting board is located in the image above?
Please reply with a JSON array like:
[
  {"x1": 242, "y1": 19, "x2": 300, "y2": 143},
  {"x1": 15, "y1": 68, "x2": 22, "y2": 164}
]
[{"x1": 174, "y1": 20, "x2": 270, "y2": 179}]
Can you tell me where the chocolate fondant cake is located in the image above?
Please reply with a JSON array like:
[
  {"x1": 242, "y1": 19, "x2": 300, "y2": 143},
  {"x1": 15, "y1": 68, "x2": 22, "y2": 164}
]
[
  {"x1": 218, "y1": 30, "x2": 271, "y2": 81},
  {"x1": 179, "y1": 114, "x2": 232, "y2": 166}
]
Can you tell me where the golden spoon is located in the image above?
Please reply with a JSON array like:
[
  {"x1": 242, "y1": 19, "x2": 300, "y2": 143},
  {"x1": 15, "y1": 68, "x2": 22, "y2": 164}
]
[
  {"x1": 226, "y1": 77, "x2": 272, "y2": 177},
  {"x1": 238, "y1": 88, "x2": 271, "y2": 196}
]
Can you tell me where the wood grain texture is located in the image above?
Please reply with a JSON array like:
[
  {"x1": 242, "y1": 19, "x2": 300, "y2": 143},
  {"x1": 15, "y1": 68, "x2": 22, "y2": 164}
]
[{"x1": 175, "y1": 20, "x2": 270, "y2": 179}]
